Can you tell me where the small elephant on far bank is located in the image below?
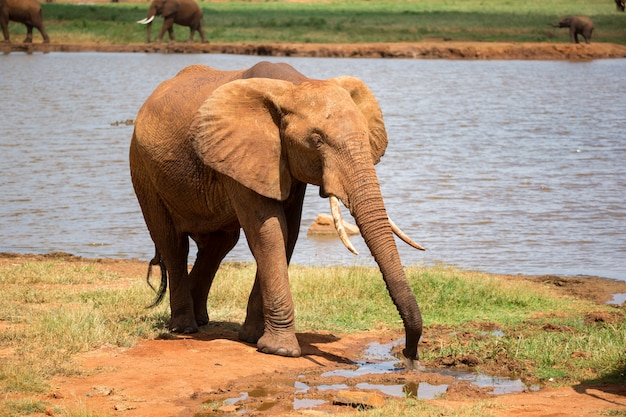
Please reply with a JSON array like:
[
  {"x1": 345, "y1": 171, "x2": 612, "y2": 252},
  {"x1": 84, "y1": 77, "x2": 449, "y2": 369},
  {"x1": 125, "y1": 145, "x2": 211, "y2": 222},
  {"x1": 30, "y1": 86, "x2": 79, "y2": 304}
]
[
  {"x1": 553, "y1": 16, "x2": 594, "y2": 44},
  {"x1": 137, "y1": 0, "x2": 207, "y2": 43},
  {"x1": 0, "y1": 0, "x2": 50, "y2": 43},
  {"x1": 615, "y1": 0, "x2": 625, "y2": 12}
]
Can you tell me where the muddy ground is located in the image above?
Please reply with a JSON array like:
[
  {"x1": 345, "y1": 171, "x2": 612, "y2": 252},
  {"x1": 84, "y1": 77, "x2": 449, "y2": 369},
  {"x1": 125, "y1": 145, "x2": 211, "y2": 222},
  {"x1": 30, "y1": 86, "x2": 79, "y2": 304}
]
[
  {"x1": 3, "y1": 40, "x2": 626, "y2": 60},
  {"x1": 1, "y1": 254, "x2": 625, "y2": 416}
]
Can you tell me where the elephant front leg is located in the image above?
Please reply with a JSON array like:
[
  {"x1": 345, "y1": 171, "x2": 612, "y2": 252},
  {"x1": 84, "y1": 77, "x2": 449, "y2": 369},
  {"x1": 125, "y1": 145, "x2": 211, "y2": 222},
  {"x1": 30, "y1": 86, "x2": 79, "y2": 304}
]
[
  {"x1": 23, "y1": 25, "x2": 34, "y2": 43},
  {"x1": 239, "y1": 182, "x2": 306, "y2": 346},
  {"x1": 158, "y1": 18, "x2": 175, "y2": 42},
  {"x1": 229, "y1": 183, "x2": 300, "y2": 357}
]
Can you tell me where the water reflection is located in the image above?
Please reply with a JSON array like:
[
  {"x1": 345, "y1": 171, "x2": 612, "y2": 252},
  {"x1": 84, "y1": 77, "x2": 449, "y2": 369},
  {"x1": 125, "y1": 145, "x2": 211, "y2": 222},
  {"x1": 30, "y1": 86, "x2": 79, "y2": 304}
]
[{"x1": 0, "y1": 53, "x2": 624, "y2": 281}]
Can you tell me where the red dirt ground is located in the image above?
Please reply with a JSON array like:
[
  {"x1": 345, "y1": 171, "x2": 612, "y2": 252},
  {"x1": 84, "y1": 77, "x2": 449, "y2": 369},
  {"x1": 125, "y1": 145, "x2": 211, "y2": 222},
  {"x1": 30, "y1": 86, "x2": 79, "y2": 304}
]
[{"x1": 1, "y1": 254, "x2": 625, "y2": 416}]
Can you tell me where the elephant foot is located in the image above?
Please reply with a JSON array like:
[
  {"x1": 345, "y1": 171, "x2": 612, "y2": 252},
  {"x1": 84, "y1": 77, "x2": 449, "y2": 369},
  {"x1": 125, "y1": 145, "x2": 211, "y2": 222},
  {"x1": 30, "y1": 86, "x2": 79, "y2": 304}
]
[
  {"x1": 168, "y1": 316, "x2": 198, "y2": 334},
  {"x1": 195, "y1": 313, "x2": 209, "y2": 327},
  {"x1": 257, "y1": 332, "x2": 301, "y2": 358},
  {"x1": 238, "y1": 320, "x2": 264, "y2": 344},
  {"x1": 194, "y1": 308, "x2": 209, "y2": 327}
]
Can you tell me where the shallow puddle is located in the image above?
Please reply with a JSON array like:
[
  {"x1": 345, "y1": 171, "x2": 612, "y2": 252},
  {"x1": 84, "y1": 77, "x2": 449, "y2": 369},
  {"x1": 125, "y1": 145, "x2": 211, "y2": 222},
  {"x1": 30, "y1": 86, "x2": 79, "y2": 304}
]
[
  {"x1": 213, "y1": 338, "x2": 536, "y2": 414},
  {"x1": 607, "y1": 292, "x2": 626, "y2": 305}
]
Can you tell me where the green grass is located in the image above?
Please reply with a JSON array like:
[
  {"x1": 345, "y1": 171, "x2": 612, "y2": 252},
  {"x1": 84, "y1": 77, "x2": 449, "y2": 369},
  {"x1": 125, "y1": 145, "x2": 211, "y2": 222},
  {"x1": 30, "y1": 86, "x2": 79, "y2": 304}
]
[
  {"x1": 0, "y1": 259, "x2": 624, "y2": 416},
  {"x1": 4, "y1": 0, "x2": 626, "y2": 45}
]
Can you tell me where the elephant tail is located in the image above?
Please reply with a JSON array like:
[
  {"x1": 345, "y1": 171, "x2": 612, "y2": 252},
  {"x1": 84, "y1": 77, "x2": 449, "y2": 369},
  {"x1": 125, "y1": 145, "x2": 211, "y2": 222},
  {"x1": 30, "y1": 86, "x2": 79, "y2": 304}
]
[{"x1": 145, "y1": 248, "x2": 168, "y2": 308}]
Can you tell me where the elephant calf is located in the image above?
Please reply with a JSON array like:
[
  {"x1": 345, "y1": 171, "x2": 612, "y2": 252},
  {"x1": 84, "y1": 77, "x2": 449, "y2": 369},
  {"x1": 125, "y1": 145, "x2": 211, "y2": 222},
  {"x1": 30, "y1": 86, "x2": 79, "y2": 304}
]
[{"x1": 553, "y1": 16, "x2": 594, "y2": 44}]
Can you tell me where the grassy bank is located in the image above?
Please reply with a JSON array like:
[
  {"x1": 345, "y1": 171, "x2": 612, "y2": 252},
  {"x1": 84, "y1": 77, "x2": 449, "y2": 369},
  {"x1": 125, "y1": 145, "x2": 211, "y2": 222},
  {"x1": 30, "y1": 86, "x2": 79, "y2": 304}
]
[
  {"x1": 6, "y1": 0, "x2": 626, "y2": 45},
  {"x1": 0, "y1": 257, "x2": 624, "y2": 416}
]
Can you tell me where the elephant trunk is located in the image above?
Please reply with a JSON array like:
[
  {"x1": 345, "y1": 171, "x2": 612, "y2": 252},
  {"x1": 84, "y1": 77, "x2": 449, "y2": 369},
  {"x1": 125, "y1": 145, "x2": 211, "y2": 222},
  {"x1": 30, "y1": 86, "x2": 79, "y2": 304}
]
[{"x1": 345, "y1": 164, "x2": 422, "y2": 366}]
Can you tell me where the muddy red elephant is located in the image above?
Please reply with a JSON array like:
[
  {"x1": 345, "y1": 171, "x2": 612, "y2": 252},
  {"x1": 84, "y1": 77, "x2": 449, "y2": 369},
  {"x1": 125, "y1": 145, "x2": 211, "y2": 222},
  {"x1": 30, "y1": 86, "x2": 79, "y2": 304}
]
[
  {"x1": 137, "y1": 0, "x2": 206, "y2": 43},
  {"x1": 0, "y1": 0, "x2": 50, "y2": 43},
  {"x1": 129, "y1": 62, "x2": 425, "y2": 366}
]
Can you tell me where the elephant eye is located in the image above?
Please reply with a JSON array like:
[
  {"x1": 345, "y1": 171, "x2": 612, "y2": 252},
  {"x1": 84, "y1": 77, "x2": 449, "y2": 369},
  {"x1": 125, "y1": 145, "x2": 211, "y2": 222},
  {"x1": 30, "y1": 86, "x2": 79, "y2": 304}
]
[{"x1": 310, "y1": 132, "x2": 325, "y2": 148}]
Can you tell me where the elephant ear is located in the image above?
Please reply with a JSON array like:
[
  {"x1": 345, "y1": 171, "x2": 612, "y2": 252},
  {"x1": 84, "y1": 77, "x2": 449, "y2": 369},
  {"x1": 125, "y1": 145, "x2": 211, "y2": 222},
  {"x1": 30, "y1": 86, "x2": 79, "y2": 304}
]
[
  {"x1": 190, "y1": 78, "x2": 293, "y2": 201},
  {"x1": 329, "y1": 76, "x2": 388, "y2": 165}
]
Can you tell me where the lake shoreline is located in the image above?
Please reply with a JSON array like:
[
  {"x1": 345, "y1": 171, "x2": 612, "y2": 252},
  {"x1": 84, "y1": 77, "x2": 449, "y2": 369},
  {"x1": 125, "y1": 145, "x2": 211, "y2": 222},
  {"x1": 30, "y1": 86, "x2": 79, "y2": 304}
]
[
  {"x1": 4, "y1": 40, "x2": 626, "y2": 60},
  {"x1": 3, "y1": 251, "x2": 626, "y2": 304}
]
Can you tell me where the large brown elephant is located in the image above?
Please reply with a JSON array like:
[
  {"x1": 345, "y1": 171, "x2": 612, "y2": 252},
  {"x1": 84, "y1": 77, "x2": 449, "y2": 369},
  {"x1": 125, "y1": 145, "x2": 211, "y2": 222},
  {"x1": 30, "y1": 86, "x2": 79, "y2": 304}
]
[
  {"x1": 136, "y1": 0, "x2": 206, "y2": 43},
  {"x1": 0, "y1": 0, "x2": 50, "y2": 43},
  {"x1": 552, "y1": 16, "x2": 594, "y2": 44},
  {"x1": 129, "y1": 62, "x2": 424, "y2": 366}
]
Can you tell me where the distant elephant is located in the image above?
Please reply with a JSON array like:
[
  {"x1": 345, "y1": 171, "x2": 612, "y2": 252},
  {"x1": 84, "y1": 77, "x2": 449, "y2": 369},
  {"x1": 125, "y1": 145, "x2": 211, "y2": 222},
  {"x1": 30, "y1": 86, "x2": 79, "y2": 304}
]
[
  {"x1": 552, "y1": 16, "x2": 594, "y2": 44},
  {"x1": 130, "y1": 62, "x2": 425, "y2": 366},
  {"x1": 136, "y1": 0, "x2": 206, "y2": 43},
  {"x1": 0, "y1": 0, "x2": 50, "y2": 43},
  {"x1": 616, "y1": 0, "x2": 625, "y2": 12}
]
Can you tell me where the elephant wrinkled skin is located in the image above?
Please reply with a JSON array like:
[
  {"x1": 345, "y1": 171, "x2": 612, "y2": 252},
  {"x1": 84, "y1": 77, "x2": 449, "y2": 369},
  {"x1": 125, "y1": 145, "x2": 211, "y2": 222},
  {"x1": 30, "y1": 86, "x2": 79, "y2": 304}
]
[
  {"x1": 1, "y1": 0, "x2": 49, "y2": 43},
  {"x1": 129, "y1": 62, "x2": 423, "y2": 364},
  {"x1": 137, "y1": 0, "x2": 206, "y2": 43},
  {"x1": 553, "y1": 16, "x2": 594, "y2": 44}
]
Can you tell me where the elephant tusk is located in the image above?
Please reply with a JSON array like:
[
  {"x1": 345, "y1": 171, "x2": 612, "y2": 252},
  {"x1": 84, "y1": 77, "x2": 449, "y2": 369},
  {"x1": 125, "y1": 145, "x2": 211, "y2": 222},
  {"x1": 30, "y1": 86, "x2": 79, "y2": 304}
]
[
  {"x1": 389, "y1": 218, "x2": 426, "y2": 251},
  {"x1": 137, "y1": 16, "x2": 155, "y2": 24},
  {"x1": 329, "y1": 196, "x2": 359, "y2": 255}
]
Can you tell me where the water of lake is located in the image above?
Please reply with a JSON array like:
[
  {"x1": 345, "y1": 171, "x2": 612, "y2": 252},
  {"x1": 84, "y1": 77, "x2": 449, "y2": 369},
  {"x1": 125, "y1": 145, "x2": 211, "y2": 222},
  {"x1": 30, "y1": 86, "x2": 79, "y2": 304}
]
[{"x1": 1, "y1": 53, "x2": 624, "y2": 281}]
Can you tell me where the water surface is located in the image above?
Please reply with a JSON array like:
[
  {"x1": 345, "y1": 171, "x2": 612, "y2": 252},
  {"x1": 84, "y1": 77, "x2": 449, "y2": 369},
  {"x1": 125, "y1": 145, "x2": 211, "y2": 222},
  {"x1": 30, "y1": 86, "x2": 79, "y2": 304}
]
[{"x1": 1, "y1": 53, "x2": 624, "y2": 281}]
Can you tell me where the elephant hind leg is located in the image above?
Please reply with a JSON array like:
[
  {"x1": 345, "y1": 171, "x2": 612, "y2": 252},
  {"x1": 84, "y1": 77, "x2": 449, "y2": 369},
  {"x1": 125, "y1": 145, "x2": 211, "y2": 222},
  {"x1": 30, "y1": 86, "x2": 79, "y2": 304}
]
[
  {"x1": 131, "y1": 159, "x2": 194, "y2": 333},
  {"x1": 161, "y1": 235, "x2": 194, "y2": 333},
  {"x1": 39, "y1": 27, "x2": 50, "y2": 43},
  {"x1": 189, "y1": 230, "x2": 240, "y2": 326},
  {"x1": 141, "y1": 209, "x2": 192, "y2": 333}
]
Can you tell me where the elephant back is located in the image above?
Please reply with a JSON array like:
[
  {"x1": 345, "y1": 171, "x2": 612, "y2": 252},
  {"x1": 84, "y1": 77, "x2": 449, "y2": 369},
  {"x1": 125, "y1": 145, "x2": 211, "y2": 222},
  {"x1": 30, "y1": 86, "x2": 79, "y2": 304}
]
[{"x1": 241, "y1": 62, "x2": 308, "y2": 85}]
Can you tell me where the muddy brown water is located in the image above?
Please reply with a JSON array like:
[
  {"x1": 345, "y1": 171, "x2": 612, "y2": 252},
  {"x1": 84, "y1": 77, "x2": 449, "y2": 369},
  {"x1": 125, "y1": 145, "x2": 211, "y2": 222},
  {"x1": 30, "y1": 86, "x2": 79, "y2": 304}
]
[
  {"x1": 1, "y1": 53, "x2": 625, "y2": 281},
  {"x1": 210, "y1": 338, "x2": 537, "y2": 414}
]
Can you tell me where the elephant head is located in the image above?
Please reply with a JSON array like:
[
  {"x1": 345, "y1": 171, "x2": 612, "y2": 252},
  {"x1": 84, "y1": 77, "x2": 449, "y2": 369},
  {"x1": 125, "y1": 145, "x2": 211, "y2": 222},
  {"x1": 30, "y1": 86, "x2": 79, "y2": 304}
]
[
  {"x1": 147, "y1": 0, "x2": 173, "y2": 20},
  {"x1": 189, "y1": 77, "x2": 423, "y2": 365}
]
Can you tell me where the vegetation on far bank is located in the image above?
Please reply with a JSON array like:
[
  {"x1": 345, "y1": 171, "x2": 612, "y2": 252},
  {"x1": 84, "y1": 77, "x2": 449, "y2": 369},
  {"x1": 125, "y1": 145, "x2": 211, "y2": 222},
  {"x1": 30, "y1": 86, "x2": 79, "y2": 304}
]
[
  {"x1": 5, "y1": 0, "x2": 626, "y2": 45},
  {"x1": 0, "y1": 257, "x2": 624, "y2": 416}
]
